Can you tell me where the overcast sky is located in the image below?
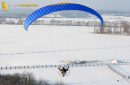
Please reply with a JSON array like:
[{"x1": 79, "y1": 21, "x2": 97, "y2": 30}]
[{"x1": 2, "y1": 0, "x2": 130, "y2": 12}]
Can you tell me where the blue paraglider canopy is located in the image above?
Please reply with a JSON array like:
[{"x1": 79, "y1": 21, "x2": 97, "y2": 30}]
[{"x1": 24, "y1": 3, "x2": 104, "y2": 31}]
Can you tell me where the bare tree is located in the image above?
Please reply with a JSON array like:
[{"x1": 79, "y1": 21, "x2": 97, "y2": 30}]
[{"x1": 122, "y1": 21, "x2": 130, "y2": 35}]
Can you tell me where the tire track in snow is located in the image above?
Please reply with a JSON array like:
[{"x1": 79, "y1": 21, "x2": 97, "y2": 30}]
[{"x1": 0, "y1": 45, "x2": 130, "y2": 56}]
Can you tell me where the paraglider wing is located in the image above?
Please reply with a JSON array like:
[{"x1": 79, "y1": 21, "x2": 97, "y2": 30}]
[{"x1": 24, "y1": 3, "x2": 104, "y2": 31}]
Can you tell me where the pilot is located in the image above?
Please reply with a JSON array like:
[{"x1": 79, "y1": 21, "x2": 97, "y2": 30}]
[{"x1": 58, "y1": 66, "x2": 69, "y2": 77}]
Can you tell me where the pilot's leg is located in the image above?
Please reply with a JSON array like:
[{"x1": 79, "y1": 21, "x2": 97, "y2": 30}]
[
  {"x1": 61, "y1": 71, "x2": 65, "y2": 77},
  {"x1": 62, "y1": 73, "x2": 65, "y2": 77}
]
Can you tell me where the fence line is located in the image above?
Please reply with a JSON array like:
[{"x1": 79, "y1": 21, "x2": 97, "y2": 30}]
[{"x1": 0, "y1": 62, "x2": 130, "y2": 70}]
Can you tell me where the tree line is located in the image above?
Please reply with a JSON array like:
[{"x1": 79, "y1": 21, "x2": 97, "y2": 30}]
[
  {"x1": 0, "y1": 72, "x2": 64, "y2": 85},
  {"x1": 94, "y1": 21, "x2": 130, "y2": 35}
]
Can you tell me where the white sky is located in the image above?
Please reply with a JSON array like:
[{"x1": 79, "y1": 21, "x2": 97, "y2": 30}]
[{"x1": 3, "y1": 0, "x2": 130, "y2": 11}]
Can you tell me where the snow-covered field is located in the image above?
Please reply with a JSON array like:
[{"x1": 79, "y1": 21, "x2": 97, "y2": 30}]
[{"x1": 0, "y1": 25, "x2": 130, "y2": 85}]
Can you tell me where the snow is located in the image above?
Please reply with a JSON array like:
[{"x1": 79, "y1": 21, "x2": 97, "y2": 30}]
[
  {"x1": 107, "y1": 64, "x2": 130, "y2": 79},
  {"x1": 0, "y1": 25, "x2": 130, "y2": 84}
]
